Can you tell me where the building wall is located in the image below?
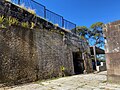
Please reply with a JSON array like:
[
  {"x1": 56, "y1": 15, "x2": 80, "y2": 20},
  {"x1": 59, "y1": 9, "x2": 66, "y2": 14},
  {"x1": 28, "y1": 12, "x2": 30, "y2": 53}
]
[
  {"x1": 0, "y1": 0, "x2": 93, "y2": 84},
  {"x1": 0, "y1": 26, "x2": 75, "y2": 84},
  {"x1": 103, "y1": 20, "x2": 120, "y2": 83}
]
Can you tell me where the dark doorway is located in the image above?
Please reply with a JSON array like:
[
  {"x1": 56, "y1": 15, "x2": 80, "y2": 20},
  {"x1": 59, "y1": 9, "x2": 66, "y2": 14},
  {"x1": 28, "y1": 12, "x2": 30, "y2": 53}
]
[{"x1": 73, "y1": 52, "x2": 84, "y2": 74}]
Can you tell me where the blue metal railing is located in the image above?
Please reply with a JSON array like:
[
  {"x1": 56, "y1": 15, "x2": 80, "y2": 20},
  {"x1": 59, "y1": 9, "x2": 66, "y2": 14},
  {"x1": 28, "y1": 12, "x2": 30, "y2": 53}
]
[
  {"x1": 11, "y1": 0, "x2": 76, "y2": 32},
  {"x1": 46, "y1": 9, "x2": 63, "y2": 27}
]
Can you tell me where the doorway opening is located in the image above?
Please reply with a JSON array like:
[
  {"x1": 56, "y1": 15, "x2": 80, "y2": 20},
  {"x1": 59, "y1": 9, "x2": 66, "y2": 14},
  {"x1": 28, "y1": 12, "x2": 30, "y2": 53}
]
[{"x1": 73, "y1": 52, "x2": 85, "y2": 74}]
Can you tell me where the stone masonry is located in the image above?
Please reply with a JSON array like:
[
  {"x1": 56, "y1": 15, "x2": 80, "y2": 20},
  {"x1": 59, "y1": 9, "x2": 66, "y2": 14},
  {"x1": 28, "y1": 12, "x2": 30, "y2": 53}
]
[
  {"x1": 103, "y1": 20, "x2": 120, "y2": 83},
  {"x1": 0, "y1": 0, "x2": 93, "y2": 85}
]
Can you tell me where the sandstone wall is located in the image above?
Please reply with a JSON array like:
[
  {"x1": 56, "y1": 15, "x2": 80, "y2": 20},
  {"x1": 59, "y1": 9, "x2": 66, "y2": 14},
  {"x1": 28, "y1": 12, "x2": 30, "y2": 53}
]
[{"x1": 103, "y1": 20, "x2": 120, "y2": 83}]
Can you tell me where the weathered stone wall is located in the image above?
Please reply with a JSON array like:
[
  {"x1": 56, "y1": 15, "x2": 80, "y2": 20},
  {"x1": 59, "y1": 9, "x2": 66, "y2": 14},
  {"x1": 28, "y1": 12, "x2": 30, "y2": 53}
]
[
  {"x1": 0, "y1": 26, "x2": 75, "y2": 84},
  {"x1": 103, "y1": 20, "x2": 120, "y2": 83},
  {"x1": 0, "y1": 0, "x2": 93, "y2": 84}
]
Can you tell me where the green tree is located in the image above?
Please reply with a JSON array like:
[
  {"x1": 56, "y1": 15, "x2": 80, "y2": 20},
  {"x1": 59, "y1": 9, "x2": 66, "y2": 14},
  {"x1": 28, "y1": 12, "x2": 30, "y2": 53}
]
[
  {"x1": 76, "y1": 22, "x2": 104, "y2": 48},
  {"x1": 76, "y1": 22, "x2": 105, "y2": 69},
  {"x1": 76, "y1": 26, "x2": 91, "y2": 40},
  {"x1": 90, "y1": 22, "x2": 104, "y2": 47},
  {"x1": 90, "y1": 22, "x2": 105, "y2": 68}
]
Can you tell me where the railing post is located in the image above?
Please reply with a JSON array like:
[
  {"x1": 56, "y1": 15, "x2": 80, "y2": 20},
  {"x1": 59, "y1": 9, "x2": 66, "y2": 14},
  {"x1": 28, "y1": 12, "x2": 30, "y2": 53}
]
[
  {"x1": 75, "y1": 24, "x2": 77, "y2": 34},
  {"x1": 62, "y1": 17, "x2": 64, "y2": 28},
  {"x1": 18, "y1": 0, "x2": 20, "y2": 5},
  {"x1": 44, "y1": 7, "x2": 46, "y2": 19}
]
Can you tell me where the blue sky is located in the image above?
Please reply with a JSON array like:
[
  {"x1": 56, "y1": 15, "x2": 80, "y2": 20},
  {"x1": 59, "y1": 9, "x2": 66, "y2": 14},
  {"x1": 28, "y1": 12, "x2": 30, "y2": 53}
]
[{"x1": 35, "y1": 0, "x2": 120, "y2": 27}]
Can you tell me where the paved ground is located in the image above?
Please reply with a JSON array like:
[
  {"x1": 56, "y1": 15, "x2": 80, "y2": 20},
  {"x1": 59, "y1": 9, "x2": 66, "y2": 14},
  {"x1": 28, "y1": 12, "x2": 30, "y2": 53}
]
[{"x1": 1, "y1": 71, "x2": 120, "y2": 90}]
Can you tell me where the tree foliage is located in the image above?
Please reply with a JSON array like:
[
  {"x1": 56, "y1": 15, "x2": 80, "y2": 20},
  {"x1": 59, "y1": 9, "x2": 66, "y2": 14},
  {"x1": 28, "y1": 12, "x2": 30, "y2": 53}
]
[
  {"x1": 90, "y1": 22, "x2": 104, "y2": 47},
  {"x1": 76, "y1": 22, "x2": 104, "y2": 48},
  {"x1": 76, "y1": 26, "x2": 90, "y2": 40}
]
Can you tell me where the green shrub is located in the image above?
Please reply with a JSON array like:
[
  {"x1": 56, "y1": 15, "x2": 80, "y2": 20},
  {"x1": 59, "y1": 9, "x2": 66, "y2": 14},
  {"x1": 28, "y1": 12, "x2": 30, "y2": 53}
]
[
  {"x1": 60, "y1": 32, "x2": 65, "y2": 35},
  {"x1": 30, "y1": 22, "x2": 35, "y2": 29},
  {"x1": 6, "y1": 16, "x2": 18, "y2": 26},
  {"x1": 60, "y1": 66, "x2": 65, "y2": 71},
  {"x1": 21, "y1": 22, "x2": 29, "y2": 28},
  {"x1": 1, "y1": 24, "x2": 6, "y2": 29},
  {"x1": 60, "y1": 66, "x2": 66, "y2": 77},
  {"x1": 0, "y1": 16, "x2": 4, "y2": 24}
]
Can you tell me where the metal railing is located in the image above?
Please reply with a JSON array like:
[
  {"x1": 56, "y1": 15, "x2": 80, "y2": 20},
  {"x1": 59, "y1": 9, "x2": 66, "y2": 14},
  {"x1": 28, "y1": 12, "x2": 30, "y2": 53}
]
[{"x1": 11, "y1": 0, "x2": 76, "y2": 32}]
